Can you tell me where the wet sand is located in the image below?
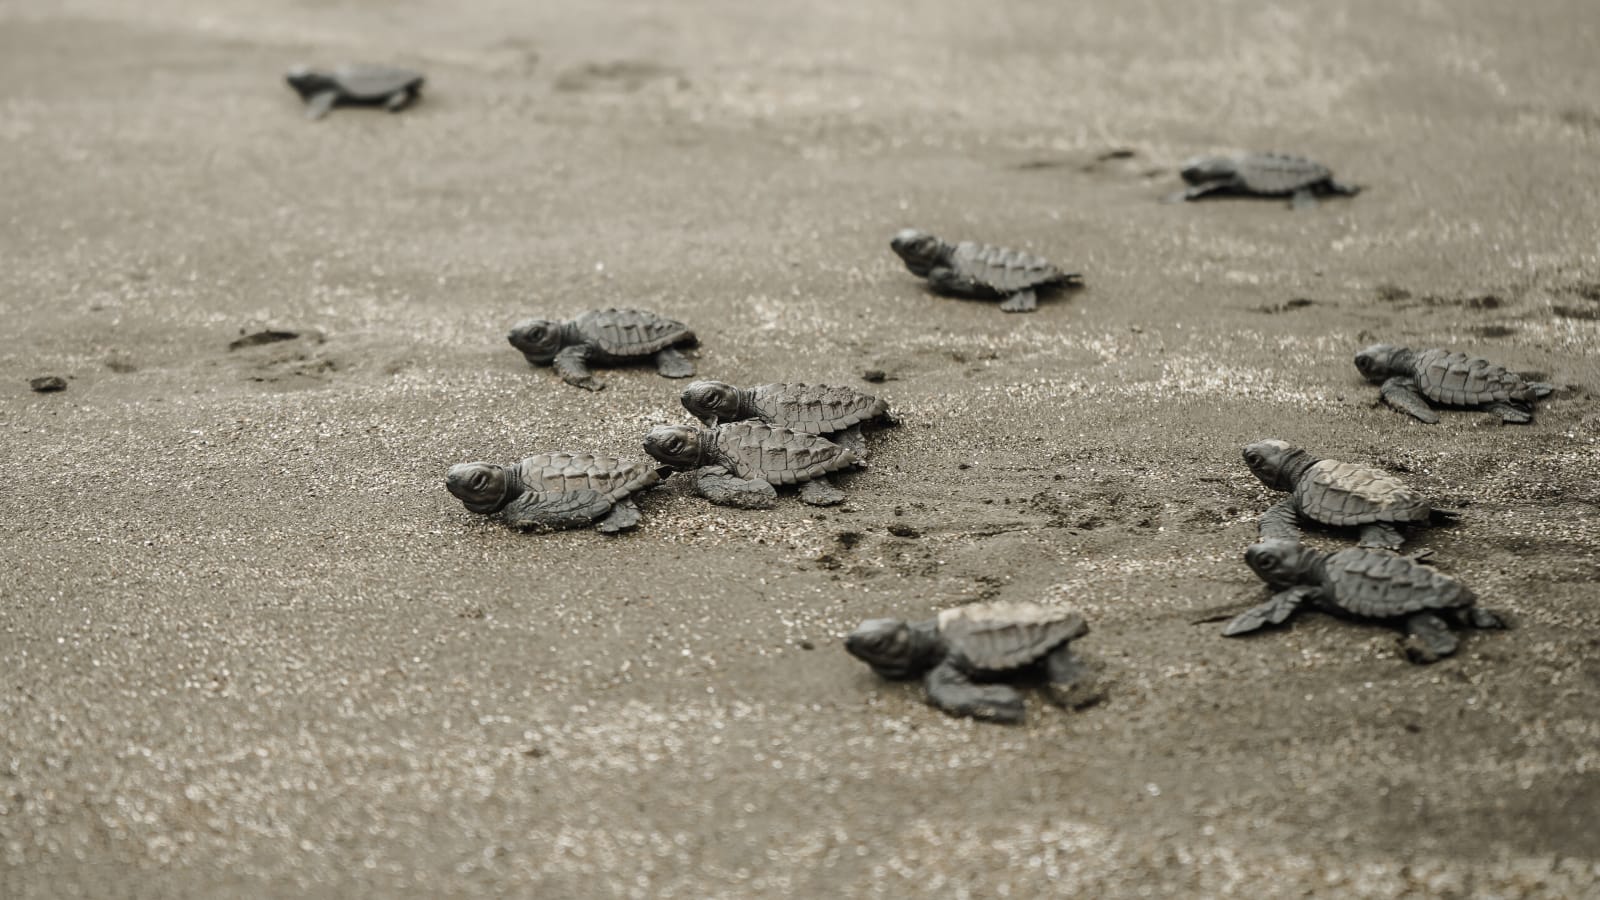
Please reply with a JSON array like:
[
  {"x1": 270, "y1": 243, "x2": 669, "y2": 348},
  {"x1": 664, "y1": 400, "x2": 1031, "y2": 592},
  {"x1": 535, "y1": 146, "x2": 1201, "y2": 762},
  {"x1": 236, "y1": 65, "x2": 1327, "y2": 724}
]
[{"x1": 2, "y1": 1, "x2": 1599, "y2": 896}]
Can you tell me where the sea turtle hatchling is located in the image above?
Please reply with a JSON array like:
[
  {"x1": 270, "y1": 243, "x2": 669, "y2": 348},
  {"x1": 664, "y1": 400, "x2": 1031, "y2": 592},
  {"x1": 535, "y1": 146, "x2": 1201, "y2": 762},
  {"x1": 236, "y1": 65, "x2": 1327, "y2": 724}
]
[
  {"x1": 679, "y1": 380, "x2": 893, "y2": 457},
  {"x1": 1355, "y1": 344, "x2": 1555, "y2": 425},
  {"x1": 845, "y1": 602, "x2": 1102, "y2": 723},
  {"x1": 1171, "y1": 153, "x2": 1360, "y2": 209},
  {"x1": 1243, "y1": 439, "x2": 1456, "y2": 550},
  {"x1": 642, "y1": 420, "x2": 861, "y2": 508},
  {"x1": 445, "y1": 452, "x2": 663, "y2": 533},
  {"x1": 509, "y1": 308, "x2": 697, "y2": 391},
  {"x1": 890, "y1": 229, "x2": 1082, "y2": 313},
  {"x1": 1224, "y1": 539, "x2": 1507, "y2": 663},
  {"x1": 286, "y1": 64, "x2": 425, "y2": 120}
]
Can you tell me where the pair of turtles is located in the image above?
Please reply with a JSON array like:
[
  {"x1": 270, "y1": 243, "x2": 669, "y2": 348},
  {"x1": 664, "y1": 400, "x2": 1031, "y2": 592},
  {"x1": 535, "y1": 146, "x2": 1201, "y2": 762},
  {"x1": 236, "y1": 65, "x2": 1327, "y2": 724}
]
[
  {"x1": 1233, "y1": 439, "x2": 1506, "y2": 662},
  {"x1": 446, "y1": 377, "x2": 894, "y2": 529}
]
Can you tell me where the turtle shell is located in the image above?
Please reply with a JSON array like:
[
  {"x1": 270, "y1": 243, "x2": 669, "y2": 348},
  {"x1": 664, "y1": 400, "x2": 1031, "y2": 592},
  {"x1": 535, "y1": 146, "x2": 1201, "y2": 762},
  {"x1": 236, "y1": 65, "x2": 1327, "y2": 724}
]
[
  {"x1": 1410, "y1": 348, "x2": 1538, "y2": 407},
  {"x1": 937, "y1": 602, "x2": 1089, "y2": 672},
  {"x1": 572, "y1": 308, "x2": 695, "y2": 358},
  {"x1": 1295, "y1": 460, "x2": 1430, "y2": 527},
  {"x1": 708, "y1": 421, "x2": 857, "y2": 486},
  {"x1": 948, "y1": 242, "x2": 1075, "y2": 295},
  {"x1": 1235, "y1": 153, "x2": 1333, "y2": 195},
  {"x1": 332, "y1": 65, "x2": 425, "y2": 99},
  {"x1": 1322, "y1": 549, "x2": 1477, "y2": 619},
  {"x1": 749, "y1": 383, "x2": 889, "y2": 434},
  {"x1": 514, "y1": 453, "x2": 661, "y2": 502}
]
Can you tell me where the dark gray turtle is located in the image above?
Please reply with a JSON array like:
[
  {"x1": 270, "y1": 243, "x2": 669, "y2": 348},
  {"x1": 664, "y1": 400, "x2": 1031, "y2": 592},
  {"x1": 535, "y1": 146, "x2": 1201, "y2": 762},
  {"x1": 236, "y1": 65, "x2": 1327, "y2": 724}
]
[
  {"x1": 642, "y1": 420, "x2": 861, "y2": 508},
  {"x1": 286, "y1": 64, "x2": 425, "y2": 120},
  {"x1": 509, "y1": 308, "x2": 696, "y2": 391},
  {"x1": 1225, "y1": 539, "x2": 1506, "y2": 663},
  {"x1": 845, "y1": 601, "x2": 1101, "y2": 724},
  {"x1": 445, "y1": 452, "x2": 662, "y2": 533},
  {"x1": 890, "y1": 229, "x2": 1082, "y2": 313},
  {"x1": 1355, "y1": 343, "x2": 1555, "y2": 424},
  {"x1": 1171, "y1": 153, "x2": 1359, "y2": 209},
  {"x1": 1244, "y1": 439, "x2": 1455, "y2": 550},
  {"x1": 679, "y1": 380, "x2": 893, "y2": 457}
]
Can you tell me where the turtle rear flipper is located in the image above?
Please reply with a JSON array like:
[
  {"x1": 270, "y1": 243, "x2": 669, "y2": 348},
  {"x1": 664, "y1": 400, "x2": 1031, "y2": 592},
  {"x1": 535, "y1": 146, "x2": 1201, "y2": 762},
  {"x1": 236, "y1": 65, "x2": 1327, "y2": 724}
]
[
  {"x1": 832, "y1": 425, "x2": 868, "y2": 458},
  {"x1": 998, "y1": 289, "x2": 1039, "y2": 313},
  {"x1": 501, "y1": 489, "x2": 613, "y2": 530},
  {"x1": 1453, "y1": 607, "x2": 1509, "y2": 630},
  {"x1": 1379, "y1": 377, "x2": 1440, "y2": 424},
  {"x1": 1325, "y1": 179, "x2": 1361, "y2": 196},
  {"x1": 654, "y1": 347, "x2": 695, "y2": 379},
  {"x1": 1400, "y1": 612, "x2": 1459, "y2": 664},
  {"x1": 694, "y1": 466, "x2": 777, "y2": 509},
  {"x1": 1484, "y1": 401, "x2": 1532, "y2": 424},
  {"x1": 924, "y1": 660, "x2": 1026, "y2": 724},
  {"x1": 384, "y1": 89, "x2": 416, "y2": 113},
  {"x1": 305, "y1": 90, "x2": 339, "y2": 120},
  {"x1": 1043, "y1": 646, "x2": 1107, "y2": 711},
  {"x1": 1222, "y1": 587, "x2": 1313, "y2": 636}
]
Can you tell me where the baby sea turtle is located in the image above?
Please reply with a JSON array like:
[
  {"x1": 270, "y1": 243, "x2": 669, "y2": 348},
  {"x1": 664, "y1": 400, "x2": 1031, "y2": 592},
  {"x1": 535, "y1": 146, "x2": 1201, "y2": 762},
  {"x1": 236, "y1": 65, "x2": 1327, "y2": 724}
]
[
  {"x1": 445, "y1": 452, "x2": 662, "y2": 533},
  {"x1": 1171, "y1": 153, "x2": 1359, "y2": 209},
  {"x1": 1225, "y1": 540, "x2": 1506, "y2": 663},
  {"x1": 845, "y1": 602, "x2": 1101, "y2": 724},
  {"x1": 286, "y1": 65, "x2": 425, "y2": 120},
  {"x1": 679, "y1": 381, "x2": 893, "y2": 457},
  {"x1": 1243, "y1": 439, "x2": 1455, "y2": 550},
  {"x1": 890, "y1": 229, "x2": 1082, "y2": 313},
  {"x1": 642, "y1": 420, "x2": 861, "y2": 508},
  {"x1": 1355, "y1": 344, "x2": 1555, "y2": 424},
  {"x1": 509, "y1": 308, "x2": 696, "y2": 391}
]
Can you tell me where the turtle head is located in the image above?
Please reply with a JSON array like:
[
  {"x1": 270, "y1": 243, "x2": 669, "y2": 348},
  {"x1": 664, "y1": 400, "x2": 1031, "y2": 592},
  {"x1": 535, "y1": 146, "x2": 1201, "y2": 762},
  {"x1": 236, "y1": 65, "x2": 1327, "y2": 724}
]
[
  {"x1": 285, "y1": 66, "x2": 335, "y2": 98},
  {"x1": 507, "y1": 318, "x2": 565, "y2": 364},
  {"x1": 680, "y1": 381, "x2": 741, "y2": 426},
  {"x1": 1354, "y1": 344, "x2": 1404, "y2": 383},
  {"x1": 1179, "y1": 155, "x2": 1238, "y2": 185},
  {"x1": 445, "y1": 462, "x2": 513, "y2": 514},
  {"x1": 1244, "y1": 539, "x2": 1312, "y2": 588},
  {"x1": 890, "y1": 229, "x2": 948, "y2": 277},
  {"x1": 1242, "y1": 439, "x2": 1301, "y2": 491},
  {"x1": 642, "y1": 424, "x2": 705, "y2": 469},
  {"x1": 845, "y1": 618, "x2": 932, "y2": 679}
]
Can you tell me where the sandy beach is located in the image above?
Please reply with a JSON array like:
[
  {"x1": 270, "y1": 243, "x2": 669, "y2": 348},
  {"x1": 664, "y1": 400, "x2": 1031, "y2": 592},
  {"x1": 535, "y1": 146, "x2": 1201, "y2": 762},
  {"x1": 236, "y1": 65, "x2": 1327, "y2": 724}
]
[{"x1": 2, "y1": 1, "x2": 1598, "y2": 896}]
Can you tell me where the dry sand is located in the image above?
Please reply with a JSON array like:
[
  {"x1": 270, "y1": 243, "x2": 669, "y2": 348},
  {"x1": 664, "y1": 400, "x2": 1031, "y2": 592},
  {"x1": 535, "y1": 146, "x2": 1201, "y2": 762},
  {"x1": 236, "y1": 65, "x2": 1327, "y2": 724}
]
[{"x1": 3, "y1": 1, "x2": 1599, "y2": 896}]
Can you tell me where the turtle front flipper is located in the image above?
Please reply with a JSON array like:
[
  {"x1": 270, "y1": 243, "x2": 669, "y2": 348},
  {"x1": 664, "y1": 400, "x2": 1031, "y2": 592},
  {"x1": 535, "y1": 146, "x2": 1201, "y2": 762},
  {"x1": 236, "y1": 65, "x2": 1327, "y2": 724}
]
[
  {"x1": 594, "y1": 498, "x2": 642, "y2": 534},
  {"x1": 1358, "y1": 523, "x2": 1405, "y2": 551},
  {"x1": 1325, "y1": 180, "x2": 1361, "y2": 197},
  {"x1": 998, "y1": 289, "x2": 1039, "y2": 313},
  {"x1": 1378, "y1": 377, "x2": 1440, "y2": 424},
  {"x1": 924, "y1": 659, "x2": 1025, "y2": 724},
  {"x1": 1258, "y1": 497, "x2": 1304, "y2": 543},
  {"x1": 500, "y1": 489, "x2": 613, "y2": 530},
  {"x1": 653, "y1": 347, "x2": 696, "y2": 379},
  {"x1": 1400, "y1": 612, "x2": 1459, "y2": 664},
  {"x1": 305, "y1": 90, "x2": 339, "y2": 120},
  {"x1": 798, "y1": 477, "x2": 845, "y2": 507},
  {"x1": 1483, "y1": 401, "x2": 1532, "y2": 424},
  {"x1": 1221, "y1": 587, "x2": 1313, "y2": 636},
  {"x1": 1453, "y1": 607, "x2": 1509, "y2": 630},
  {"x1": 1290, "y1": 188, "x2": 1319, "y2": 210},
  {"x1": 553, "y1": 345, "x2": 602, "y2": 391},
  {"x1": 693, "y1": 466, "x2": 777, "y2": 509}
]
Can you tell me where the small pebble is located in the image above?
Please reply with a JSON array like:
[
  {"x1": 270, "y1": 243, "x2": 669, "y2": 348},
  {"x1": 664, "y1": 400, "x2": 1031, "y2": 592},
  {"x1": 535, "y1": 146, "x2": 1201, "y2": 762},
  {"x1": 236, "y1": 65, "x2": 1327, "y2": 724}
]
[
  {"x1": 29, "y1": 375, "x2": 67, "y2": 393},
  {"x1": 861, "y1": 369, "x2": 887, "y2": 383}
]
